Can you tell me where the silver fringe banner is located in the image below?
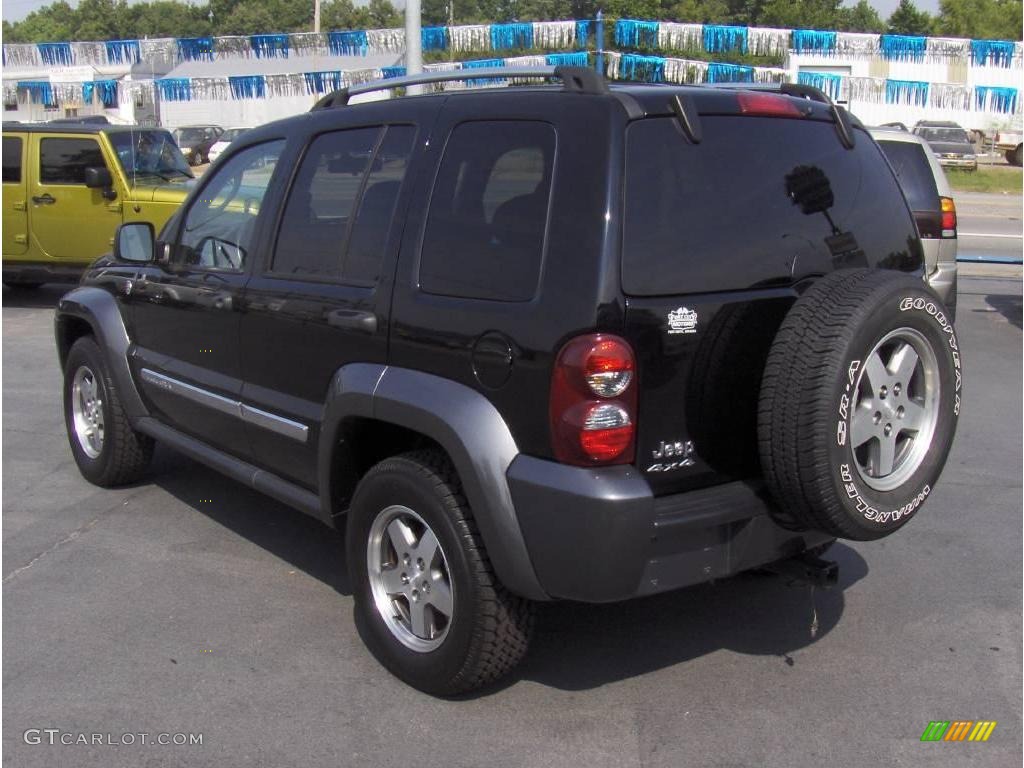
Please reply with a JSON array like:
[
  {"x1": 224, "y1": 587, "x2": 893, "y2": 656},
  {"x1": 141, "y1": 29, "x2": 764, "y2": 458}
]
[
  {"x1": 366, "y1": 28, "x2": 405, "y2": 54},
  {"x1": 835, "y1": 32, "x2": 880, "y2": 56},
  {"x1": 748, "y1": 28, "x2": 790, "y2": 57},
  {"x1": 449, "y1": 25, "x2": 490, "y2": 53},
  {"x1": 3, "y1": 44, "x2": 41, "y2": 67},
  {"x1": 533, "y1": 21, "x2": 575, "y2": 50},
  {"x1": 657, "y1": 23, "x2": 703, "y2": 52}
]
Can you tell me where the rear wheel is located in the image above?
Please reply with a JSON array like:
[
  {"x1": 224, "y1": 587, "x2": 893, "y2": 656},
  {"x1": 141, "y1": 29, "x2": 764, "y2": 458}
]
[
  {"x1": 759, "y1": 270, "x2": 961, "y2": 540},
  {"x1": 1009, "y1": 146, "x2": 1023, "y2": 167},
  {"x1": 347, "y1": 450, "x2": 533, "y2": 695}
]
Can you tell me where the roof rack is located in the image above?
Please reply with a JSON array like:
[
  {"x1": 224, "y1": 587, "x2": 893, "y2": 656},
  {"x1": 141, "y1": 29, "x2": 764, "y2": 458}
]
[{"x1": 311, "y1": 65, "x2": 608, "y2": 109}]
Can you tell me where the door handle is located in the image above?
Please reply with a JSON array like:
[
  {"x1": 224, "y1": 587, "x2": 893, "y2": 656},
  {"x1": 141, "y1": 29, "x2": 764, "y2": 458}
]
[
  {"x1": 31, "y1": 194, "x2": 56, "y2": 205},
  {"x1": 327, "y1": 309, "x2": 378, "y2": 334}
]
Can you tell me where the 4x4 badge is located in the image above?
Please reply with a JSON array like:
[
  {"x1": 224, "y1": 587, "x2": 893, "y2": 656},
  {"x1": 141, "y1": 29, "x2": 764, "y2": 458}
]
[{"x1": 667, "y1": 307, "x2": 698, "y2": 335}]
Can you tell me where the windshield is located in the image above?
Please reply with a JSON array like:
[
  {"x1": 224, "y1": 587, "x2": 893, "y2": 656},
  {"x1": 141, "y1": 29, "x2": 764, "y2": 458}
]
[
  {"x1": 918, "y1": 127, "x2": 971, "y2": 144},
  {"x1": 109, "y1": 130, "x2": 193, "y2": 180},
  {"x1": 175, "y1": 127, "x2": 211, "y2": 145}
]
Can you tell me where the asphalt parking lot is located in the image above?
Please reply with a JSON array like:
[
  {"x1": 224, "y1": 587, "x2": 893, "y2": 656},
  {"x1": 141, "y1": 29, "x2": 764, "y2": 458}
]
[{"x1": 3, "y1": 265, "x2": 1021, "y2": 767}]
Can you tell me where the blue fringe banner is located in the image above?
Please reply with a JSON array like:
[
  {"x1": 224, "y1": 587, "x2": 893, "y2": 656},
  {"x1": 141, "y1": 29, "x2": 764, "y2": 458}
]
[
  {"x1": 463, "y1": 57, "x2": 505, "y2": 86},
  {"x1": 82, "y1": 79, "x2": 118, "y2": 107},
  {"x1": 328, "y1": 30, "x2": 367, "y2": 56},
  {"x1": 177, "y1": 37, "x2": 214, "y2": 61},
  {"x1": 970, "y1": 39, "x2": 1015, "y2": 67},
  {"x1": 156, "y1": 78, "x2": 192, "y2": 101},
  {"x1": 575, "y1": 20, "x2": 591, "y2": 48},
  {"x1": 975, "y1": 85, "x2": 1018, "y2": 112},
  {"x1": 791, "y1": 29, "x2": 836, "y2": 54},
  {"x1": 105, "y1": 39, "x2": 140, "y2": 64},
  {"x1": 619, "y1": 53, "x2": 666, "y2": 83},
  {"x1": 706, "y1": 62, "x2": 755, "y2": 83},
  {"x1": 547, "y1": 51, "x2": 589, "y2": 67},
  {"x1": 703, "y1": 25, "x2": 748, "y2": 54},
  {"x1": 229, "y1": 75, "x2": 266, "y2": 99},
  {"x1": 422, "y1": 27, "x2": 448, "y2": 52},
  {"x1": 18, "y1": 80, "x2": 55, "y2": 106},
  {"x1": 251, "y1": 34, "x2": 289, "y2": 58},
  {"x1": 37, "y1": 42, "x2": 73, "y2": 66},
  {"x1": 880, "y1": 35, "x2": 926, "y2": 61},
  {"x1": 303, "y1": 70, "x2": 342, "y2": 94},
  {"x1": 381, "y1": 66, "x2": 406, "y2": 79},
  {"x1": 797, "y1": 71, "x2": 842, "y2": 100},
  {"x1": 615, "y1": 20, "x2": 660, "y2": 49},
  {"x1": 885, "y1": 79, "x2": 929, "y2": 105},
  {"x1": 491, "y1": 23, "x2": 533, "y2": 51}
]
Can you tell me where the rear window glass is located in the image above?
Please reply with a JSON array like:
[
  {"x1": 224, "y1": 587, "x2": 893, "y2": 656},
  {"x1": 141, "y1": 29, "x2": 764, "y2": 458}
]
[
  {"x1": 622, "y1": 116, "x2": 916, "y2": 296},
  {"x1": 419, "y1": 120, "x2": 554, "y2": 302},
  {"x1": 2, "y1": 136, "x2": 21, "y2": 182},
  {"x1": 876, "y1": 139, "x2": 940, "y2": 212}
]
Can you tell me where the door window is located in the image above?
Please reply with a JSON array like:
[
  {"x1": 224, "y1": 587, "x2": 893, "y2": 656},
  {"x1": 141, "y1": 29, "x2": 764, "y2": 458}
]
[
  {"x1": 39, "y1": 137, "x2": 105, "y2": 185},
  {"x1": 419, "y1": 121, "x2": 555, "y2": 302},
  {"x1": 178, "y1": 140, "x2": 284, "y2": 272},
  {"x1": 2, "y1": 137, "x2": 22, "y2": 183},
  {"x1": 272, "y1": 125, "x2": 415, "y2": 283}
]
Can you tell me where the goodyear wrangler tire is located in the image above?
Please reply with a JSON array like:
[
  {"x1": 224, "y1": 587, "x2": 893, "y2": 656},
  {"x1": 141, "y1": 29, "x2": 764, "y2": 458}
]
[{"x1": 758, "y1": 270, "x2": 962, "y2": 541}]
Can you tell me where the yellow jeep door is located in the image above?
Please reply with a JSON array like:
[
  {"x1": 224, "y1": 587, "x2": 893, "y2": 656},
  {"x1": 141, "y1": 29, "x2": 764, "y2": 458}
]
[
  {"x1": 30, "y1": 134, "x2": 121, "y2": 263},
  {"x1": 2, "y1": 134, "x2": 29, "y2": 256}
]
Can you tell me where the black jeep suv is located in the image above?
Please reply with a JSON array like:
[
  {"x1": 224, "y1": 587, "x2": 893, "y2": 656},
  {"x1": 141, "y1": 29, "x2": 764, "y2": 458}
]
[{"x1": 55, "y1": 68, "x2": 961, "y2": 695}]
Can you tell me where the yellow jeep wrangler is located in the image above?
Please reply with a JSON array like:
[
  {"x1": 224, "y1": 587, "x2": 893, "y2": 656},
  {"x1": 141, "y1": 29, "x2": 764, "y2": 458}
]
[{"x1": 2, "y1": 122, "x2": 194, "y2": 287}]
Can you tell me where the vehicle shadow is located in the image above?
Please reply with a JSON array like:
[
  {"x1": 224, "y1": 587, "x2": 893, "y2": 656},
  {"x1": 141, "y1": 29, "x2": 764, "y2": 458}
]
[
  {"x1": 147, "y1": 445, "x2": 867, "y2": 695},
  {"x1": 984, "y1": 293, "x2": 1023, "y2": 329},
  {"x1": 148, "y1": 445, "x2": 352, "y2": 596},
  {"x1": 505, "y1": 542, "x2": 866, "y2": 693},
  {"x1": 1, "y1": 284, "x2": 70, "y2": 309}
]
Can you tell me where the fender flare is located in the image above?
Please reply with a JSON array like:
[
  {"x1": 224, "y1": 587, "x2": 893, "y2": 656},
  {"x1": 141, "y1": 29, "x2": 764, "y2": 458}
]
[
  {"x1": 55, "y1": 287, "x2": 148, "y2": 420},
  {"x1": 319, "y1": 363, "x2": 549, "y2": 601}
]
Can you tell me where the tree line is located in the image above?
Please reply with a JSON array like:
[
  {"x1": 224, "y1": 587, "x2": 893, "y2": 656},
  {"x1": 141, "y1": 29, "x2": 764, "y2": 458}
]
[{"x1": 3, "y1": 0, "x2": 1020, "y2": 45}]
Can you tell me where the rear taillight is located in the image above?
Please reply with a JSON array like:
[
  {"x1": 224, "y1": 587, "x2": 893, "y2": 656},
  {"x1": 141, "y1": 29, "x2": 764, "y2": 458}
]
[
  {"x1": 940, "y1": 196, "x2": 957, "y2": 238},
  {"x1": 550, "y1": 334, "x2": 637, "y2": 466},
  {"x1": 737, "y1": 92, "x2": 804, "y2": 118}
]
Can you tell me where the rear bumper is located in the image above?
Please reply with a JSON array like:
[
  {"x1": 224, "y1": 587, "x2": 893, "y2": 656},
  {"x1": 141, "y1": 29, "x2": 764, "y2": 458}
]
[{"x1": 507, "y1": 456, "x2": 832, "y2": 603}]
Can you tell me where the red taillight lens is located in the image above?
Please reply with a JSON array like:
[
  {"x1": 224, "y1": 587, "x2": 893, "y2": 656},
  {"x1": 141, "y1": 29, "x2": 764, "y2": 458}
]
[
  {"x1": 940, "y1": 196, "x2": 957, "y2": 238},
  {"x1": 550, "y1": 334, "x2": 637, "y2": 465},
  {"x1": 737, "y1": 92, "x2": 804, "y2": 118}
]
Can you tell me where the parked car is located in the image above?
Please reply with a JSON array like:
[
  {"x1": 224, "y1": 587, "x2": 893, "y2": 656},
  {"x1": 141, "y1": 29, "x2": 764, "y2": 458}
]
[
  {"x1": 912, "y1": 121, "x2": 978, "y2": 171},
  {"x1": 871, "y1": 127, "x2": 958, "y2": 314},
  {"x1": 2, "y1": 122, "x2": 194, "y2": 287},
  {"x1": 206, "y1": 127, "x2": 249, "y2": 164},
  {"x1": 55, "y1": 68, "x2": 961, "y2": 695},
  {"x1": 172, "y1": 124, "x2": 224, "y2": 166}
]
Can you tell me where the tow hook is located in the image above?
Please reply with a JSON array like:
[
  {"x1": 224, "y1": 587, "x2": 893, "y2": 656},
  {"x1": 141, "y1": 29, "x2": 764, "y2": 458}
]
[{"x1": 764, "y1": 553, "x2": 839, "y2": 590}]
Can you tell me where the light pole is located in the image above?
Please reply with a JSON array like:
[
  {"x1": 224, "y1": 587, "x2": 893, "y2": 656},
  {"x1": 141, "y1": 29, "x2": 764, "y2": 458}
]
[
  {"x1": 405, "y1": 0, "x2": 423, "y2": 93},
  {"x1": 314, "y1": 0, "x2": 321, "y2": 34}
]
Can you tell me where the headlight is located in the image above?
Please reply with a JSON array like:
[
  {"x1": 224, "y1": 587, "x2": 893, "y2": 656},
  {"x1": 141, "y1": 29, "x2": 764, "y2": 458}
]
[{"x1": 963, "y1": 154, "x2": 976, "y2": 160}]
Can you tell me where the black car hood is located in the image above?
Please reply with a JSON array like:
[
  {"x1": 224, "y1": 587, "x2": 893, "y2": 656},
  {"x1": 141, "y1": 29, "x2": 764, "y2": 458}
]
[{"x1": 926, "y1": 141, "x2": 974, "y2": 155}]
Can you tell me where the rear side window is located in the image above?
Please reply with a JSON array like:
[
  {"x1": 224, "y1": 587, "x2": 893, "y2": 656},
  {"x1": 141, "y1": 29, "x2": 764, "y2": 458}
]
[
  {"x1": 622, "y1": 117, "x2": 918, "y2": 296},
  {"x1": 40, "y1": 137, "x2": 105, "y2": 184},
  {"x1": 2, "y1": 136, "x2": 21, "y2": 182},
  {"x1": 419, "y1": 120, "x2": 555, "y2": 302},
  {"x1": 876, "y1": 140, "x2": 940, "y2": 212}
]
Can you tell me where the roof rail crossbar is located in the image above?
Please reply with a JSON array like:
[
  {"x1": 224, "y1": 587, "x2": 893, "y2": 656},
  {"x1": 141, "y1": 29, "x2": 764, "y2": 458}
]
[{"x1": 311, "y1": 66, "x2": 606, "y2": 110}]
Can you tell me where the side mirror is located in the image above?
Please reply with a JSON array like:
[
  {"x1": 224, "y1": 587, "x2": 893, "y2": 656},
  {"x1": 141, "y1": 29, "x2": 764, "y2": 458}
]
[
  {"x1": 113, "y1": 222, "x2": 154, "y2": 263},
  {"x1": 85, "y1": 166, "x2": 116, "y2": 201}
]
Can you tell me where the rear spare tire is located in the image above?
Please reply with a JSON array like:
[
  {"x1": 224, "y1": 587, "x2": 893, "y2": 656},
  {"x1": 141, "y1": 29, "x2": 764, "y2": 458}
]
[{"x1": 758, "y1": 269, "x2": 961, "y2": 540}]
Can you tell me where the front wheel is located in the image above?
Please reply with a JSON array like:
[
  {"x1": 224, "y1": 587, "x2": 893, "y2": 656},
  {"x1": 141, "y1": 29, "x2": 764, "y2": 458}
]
[
  {"x1": 347, "y1": 450, "x2": 533, "y2": 695},
  {"x1": 63, "y1": 336, "x2": 153, "y2": 486}
]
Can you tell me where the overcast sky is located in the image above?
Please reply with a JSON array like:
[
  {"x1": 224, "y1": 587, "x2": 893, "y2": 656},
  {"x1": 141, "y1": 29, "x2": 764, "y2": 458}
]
[{"x1": 1, "y1": 0, "x2": 943, "y2": 26}]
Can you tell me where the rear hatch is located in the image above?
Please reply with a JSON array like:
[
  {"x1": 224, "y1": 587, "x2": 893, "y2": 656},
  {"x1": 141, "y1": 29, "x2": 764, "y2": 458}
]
[{"x1": 619, "y1": 103, "x2": 924, "y2": 496}]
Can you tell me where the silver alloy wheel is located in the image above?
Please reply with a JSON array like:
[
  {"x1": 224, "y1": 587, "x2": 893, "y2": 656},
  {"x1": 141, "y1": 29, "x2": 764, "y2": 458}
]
[
  {"x1": 850, "y1": 327, "x2": 940, "y2": 492},
  {"x1": 71, "y1": 365, "x2": 105, "y2": 459},
  {"x1": 366, "y1": 505, "x2": 454, "y2": 652}
]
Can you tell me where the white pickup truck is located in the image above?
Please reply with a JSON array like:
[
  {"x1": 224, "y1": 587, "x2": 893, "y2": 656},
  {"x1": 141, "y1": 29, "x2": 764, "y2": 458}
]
[{"x1": 994, "y1": 129, "x2": 1022, "y2": 166}]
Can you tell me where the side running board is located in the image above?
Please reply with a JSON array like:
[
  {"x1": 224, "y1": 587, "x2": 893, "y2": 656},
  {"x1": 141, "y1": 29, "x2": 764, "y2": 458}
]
[{"x1": 135, "y1": 417, "x2": 322, "y2": 520}]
